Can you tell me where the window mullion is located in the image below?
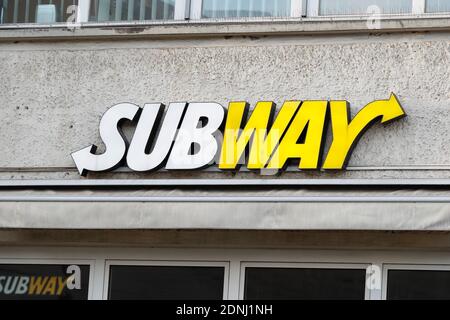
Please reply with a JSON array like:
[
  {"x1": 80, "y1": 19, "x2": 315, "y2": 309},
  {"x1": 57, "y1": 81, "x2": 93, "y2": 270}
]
[
  {"x1": 190, "y1": 0, "x2": 202, "y2": 19},
  {"x1": 367, "y1": 263, "x2": 383, "y2": 300},
  {"x1": 77, "y1": 0, "x2": 91, "y2": 23},
  {"x1": 412, "y1": 0, "x2": 426, "y2": 14},
  {"x1": 307, "y1": 0, "x2": 319, "y2": 17},
  {"x1": 291, "y1": 0, "x2": 305, "y2": 17},
  {"x1": 175, "y1": 0, "x2": 190, "y2": 20}
]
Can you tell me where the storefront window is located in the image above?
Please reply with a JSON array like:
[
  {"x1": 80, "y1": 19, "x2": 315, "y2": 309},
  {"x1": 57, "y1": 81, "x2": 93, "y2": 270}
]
[
  {"x1": 244, "y1": 267, "x2": 366, "y2": 300},
  {"x1": 201, "y1": 0, "x2": 291, "y2": 18},
  {"x1": 387, "y1": 269, "x2": 450, "y2": 300},
  {"x1": 0, "y1": 264, "x2": 90, "y2": 300},
  {"x1": 426, "y1": 0, "x2": 450, "y2": 12},
  {"x1": 319, "y1": 0, "x2": 412, "y2": 15},
  {"x1": 89, "y1": 0, "x2": 175, "y2": 22},
  {"x1": 0, "y1": 0, "x2": 78, "y2": 24},
  {"x1": 108, "y1": 265, "x2": 225, "y2": 300}
]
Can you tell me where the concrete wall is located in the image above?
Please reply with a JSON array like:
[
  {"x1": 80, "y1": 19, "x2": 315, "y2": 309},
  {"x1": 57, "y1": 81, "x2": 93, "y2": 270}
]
[
  {"x1": 0, "y1": 21, "x2": 449, "y2": 182},
  {"x1": 0, "y1": 20, "x2": 450, "y2": 235}
]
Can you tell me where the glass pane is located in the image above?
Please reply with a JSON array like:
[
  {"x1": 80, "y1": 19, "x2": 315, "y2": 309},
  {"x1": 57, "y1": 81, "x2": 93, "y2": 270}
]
[
  {"x1": 89, "y1": 0, "x2": 175, "y2": 22},
  {"x1": 319, "y1": 0, "x2": 412, "y2": 15},
  {"x1": 426, "y1": 0, "x2": 450, "y2": 12},
  {"x1": 387, "y1": 269, "x2": 450, "y2": 300},
  {"x1": 202, "y1": 0, "x2": 291, "y2": 18},
  {"x1": 0, "y1": 264, "x2": 90, "y2": 300},
  {"x1": 244, "y1": 267, "x2": 366, "y2": 300},
  {"x1": 108, "y1": 265, "x2": 225, "y2": 300},
  {"x1": 0, "y1": 0, "x2": 78, "y2": 24}
]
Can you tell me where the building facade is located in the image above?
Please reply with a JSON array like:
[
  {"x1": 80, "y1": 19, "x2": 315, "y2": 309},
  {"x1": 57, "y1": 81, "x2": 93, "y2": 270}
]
[{"x1": 1, "y1": 0, "x2": 450, "y2": 300}]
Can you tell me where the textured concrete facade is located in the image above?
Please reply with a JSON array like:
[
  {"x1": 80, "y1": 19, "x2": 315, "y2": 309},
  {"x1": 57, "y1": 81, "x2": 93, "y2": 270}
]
[
  {"x1": 1, "y1": 20, "x2": 450, "y2": 233},
  {"x1": 2, "y1": 21, "x2": 450, "y2": 301},
  {"x1": 1, "y1": 24, "x2": 449, "y2": 181}
]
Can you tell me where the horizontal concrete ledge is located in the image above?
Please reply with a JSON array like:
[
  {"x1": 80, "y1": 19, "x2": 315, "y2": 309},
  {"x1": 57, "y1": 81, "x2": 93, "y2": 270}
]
[
  {"x1": 1, "y1": 16, "x2": 450, "y2": 41},
  {"x1": 2, "y1": 195, "x2": 450, "y2": 203},
  {"x1": 3, "y1": 178, "x2": 450, "y2": 187}
]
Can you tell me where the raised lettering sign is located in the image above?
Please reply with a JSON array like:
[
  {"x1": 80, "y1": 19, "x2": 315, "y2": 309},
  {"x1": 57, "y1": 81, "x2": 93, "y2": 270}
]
[{"x1": 72, "y1": 94, "x2": 406, "y2": 175}]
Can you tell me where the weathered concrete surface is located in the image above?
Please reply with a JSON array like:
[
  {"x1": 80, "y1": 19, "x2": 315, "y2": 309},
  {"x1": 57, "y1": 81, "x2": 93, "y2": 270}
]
[
  {"x1": 0, "y1": 30, "x2": 449, "y2": 180},
  {"x1": 1, "y1": 17, "x2": 450, "y2": 40}
]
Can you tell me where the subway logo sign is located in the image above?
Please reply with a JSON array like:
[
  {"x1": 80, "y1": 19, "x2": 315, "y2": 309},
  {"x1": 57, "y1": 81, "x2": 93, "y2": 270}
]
[
  {"x1": 72, "y1": 94, "x2": 406, "y2": 175},
  {"x1": 0, "y1": 264, "x2": 89, "y2": 300}
]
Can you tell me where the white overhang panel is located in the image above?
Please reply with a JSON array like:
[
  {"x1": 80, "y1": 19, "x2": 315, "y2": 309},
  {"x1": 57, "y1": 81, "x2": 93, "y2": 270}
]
[{"x1": 0, "y1": 188, "x2": 450, "y2": 230}]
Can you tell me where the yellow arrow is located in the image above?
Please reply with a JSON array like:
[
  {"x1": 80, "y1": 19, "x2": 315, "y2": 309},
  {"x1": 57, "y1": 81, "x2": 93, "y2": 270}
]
[{"x1": 322, "y1": 93, "x2": 406, "y2": 169}]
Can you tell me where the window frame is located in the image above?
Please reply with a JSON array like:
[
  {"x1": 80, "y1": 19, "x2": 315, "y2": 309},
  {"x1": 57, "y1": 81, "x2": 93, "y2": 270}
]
[
  {"x1": 81, "y1": 0, "x2": 443, "y2": 21},
  {"x1": 84, "y1": 0, "x2": 181, "y2": 22},
  {"x1": 425, "y1": 0, "x2": 450, "y2": 13},
  {"x1": 3, "y1": 247, "x2": 450, "y2": 300},
  {"x1": 2, "y1": 0, "x2": 450, "y2": 27},
  {"x1": 0, "y1": 0, "x2": 84, "y2": 24},
  {"x1": 0, "y1": 257, "x2": 95, "y2": 300},
  {"x1": 104, "y1": 259, "x2": 230, "y2": 300},
  {"x1": 382, "y1": 263, "x2": 450, "y2": 300},
  {"x1": 310, "y1": 0, "x2": 427, "y2": 17},
  {"x1": 239, "y1": 261, "x2": 371, "y2": 300},
  {"x1": 189, "y1": 0, "x2": 306, "y2": 20}
]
